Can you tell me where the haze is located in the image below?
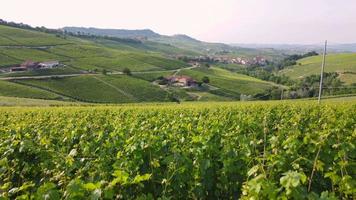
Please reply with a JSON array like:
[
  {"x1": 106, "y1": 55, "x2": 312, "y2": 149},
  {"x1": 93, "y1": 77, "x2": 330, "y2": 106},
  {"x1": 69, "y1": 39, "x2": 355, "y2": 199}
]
[{"x1": 1, "y1": 0, "x2": 355, "y2": 44}]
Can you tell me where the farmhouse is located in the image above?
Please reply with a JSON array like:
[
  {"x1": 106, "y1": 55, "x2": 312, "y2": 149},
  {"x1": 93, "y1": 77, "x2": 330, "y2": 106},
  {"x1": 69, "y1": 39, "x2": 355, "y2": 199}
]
[
  {"x1": 21, "y1": 60, "x2": 40, "y2": 69},
  {"x1": 10, "y1": 66, "x2": 27, "y2": 72},
  {"x1": 10, "y1": 60, "x2": 61, "y2": 72},
  {"x1": 38, "y1": 61, "x2": 60, "y2": 68},
  {"x1": 10, "y1": 60, "x2": 39, "y2": 72},
  {"x1": 166, "y1": 75, "x2": 197, "y2": 87}
]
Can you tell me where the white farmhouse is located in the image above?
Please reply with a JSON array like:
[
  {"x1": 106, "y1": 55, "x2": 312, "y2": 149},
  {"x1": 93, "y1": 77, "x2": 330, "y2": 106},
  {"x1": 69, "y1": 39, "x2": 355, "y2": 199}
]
[{"x1": 38, "y1": 61, "x2": 60, "y2": 68}]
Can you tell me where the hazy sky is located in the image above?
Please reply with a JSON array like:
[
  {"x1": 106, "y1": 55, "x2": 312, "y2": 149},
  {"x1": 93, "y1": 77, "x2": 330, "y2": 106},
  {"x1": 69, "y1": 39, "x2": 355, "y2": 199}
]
[{"x1": 1, "y1": 0, "x2": 355, "y2": 44}]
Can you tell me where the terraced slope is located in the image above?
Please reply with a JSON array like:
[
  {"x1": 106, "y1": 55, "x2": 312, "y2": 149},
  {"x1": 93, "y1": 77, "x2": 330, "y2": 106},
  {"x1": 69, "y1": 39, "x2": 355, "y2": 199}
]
[
  {"x1": 0, "y1": 25, "x2": 69, "y2": 46},
  {"x1": 178, "y1": 67, "x2": 277, "y2": 98},
  {"x1": 0, "y1": 24, "x2": 280, "y2": 103},
  {"x1": 280, "y1": 53, "x2": 356, "y2": 84},
  {"x1": 0, "y1": 25, "x2": 187, "y2": 71},
  {"x1": 0, "y1": 96, "x2": 81, "y2": 106},
  {"x1": 15, "y1": 75, "x2": 169, "y2": 103},
  {"x1": 0, "y1": 80, "x2": 63, "y2": 99}
]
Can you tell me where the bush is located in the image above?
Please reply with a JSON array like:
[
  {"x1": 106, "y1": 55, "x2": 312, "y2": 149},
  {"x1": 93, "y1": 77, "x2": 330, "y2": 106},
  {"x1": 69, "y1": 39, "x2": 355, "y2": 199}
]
[{"x1": 123, "y1": 68, "x2": 132, "y2": 76}]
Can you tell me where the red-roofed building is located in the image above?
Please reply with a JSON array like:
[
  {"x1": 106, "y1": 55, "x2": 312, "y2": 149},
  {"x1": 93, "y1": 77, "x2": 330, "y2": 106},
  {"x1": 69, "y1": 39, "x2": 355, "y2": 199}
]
[
  {"x1": 166, "y1": 75, "x2": 197, "y2": 87},
  {"x1": 20, "y1": 60, "x2": 40, "y2": 69}
]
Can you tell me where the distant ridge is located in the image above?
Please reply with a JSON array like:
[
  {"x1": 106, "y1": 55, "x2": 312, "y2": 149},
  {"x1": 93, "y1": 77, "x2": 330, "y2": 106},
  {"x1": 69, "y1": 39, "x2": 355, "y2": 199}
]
[
  {"x1": 62, "y1": 27, "x2": 241, "y2": 54},
  {"x1": 63, "y1": 27, "x2": 160, "y2": 38}
]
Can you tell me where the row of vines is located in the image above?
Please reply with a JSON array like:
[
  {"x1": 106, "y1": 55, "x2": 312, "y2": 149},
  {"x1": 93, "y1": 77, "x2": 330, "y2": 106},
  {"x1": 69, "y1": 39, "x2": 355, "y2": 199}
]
[{"x1": 0, "y1": 103, "x2": 355, "y2": 199}]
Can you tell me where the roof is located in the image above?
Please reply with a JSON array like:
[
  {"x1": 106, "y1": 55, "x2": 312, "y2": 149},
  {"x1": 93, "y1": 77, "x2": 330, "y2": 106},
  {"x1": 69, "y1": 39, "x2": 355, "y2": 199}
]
[{"x1": 40, "y1": 61, "x2": 59, "y2": 65}]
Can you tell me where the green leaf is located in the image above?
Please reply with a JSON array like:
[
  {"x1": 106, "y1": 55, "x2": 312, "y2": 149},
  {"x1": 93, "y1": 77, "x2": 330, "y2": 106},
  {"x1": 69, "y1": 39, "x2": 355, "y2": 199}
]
[
  {"x1": 132, "y1": 173, "x2": 152, "y2": 184},
  {"x1": 35, "y1": 182, "x2": 61, "y2": 200}
]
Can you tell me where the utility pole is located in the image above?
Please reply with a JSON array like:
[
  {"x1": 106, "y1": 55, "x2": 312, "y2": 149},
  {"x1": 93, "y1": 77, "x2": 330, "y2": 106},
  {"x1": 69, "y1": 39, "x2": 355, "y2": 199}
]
[
  {"x1": 318, "y1": 40, "x2": 327, "y2": 104},
  {"x1": 281, "y1": 88, "x2": 284, "y2": 100}
]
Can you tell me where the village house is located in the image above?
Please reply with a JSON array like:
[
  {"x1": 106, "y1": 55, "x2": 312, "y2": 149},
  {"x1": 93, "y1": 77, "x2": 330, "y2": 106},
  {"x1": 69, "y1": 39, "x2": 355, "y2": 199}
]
[{"x1": 166, "y1": 75, "x2": 197, "y2": 87}]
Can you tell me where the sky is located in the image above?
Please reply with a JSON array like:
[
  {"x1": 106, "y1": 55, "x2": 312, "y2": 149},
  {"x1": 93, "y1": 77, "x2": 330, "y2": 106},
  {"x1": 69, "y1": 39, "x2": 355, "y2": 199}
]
[{"x1": 1, "y1": 0, "x2": 356, "y2": 44}]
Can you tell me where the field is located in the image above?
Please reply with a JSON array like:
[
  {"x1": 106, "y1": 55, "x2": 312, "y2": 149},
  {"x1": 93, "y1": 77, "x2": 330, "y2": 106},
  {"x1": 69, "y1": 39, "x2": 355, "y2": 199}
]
[
  {"x1": 280, "y1": 53, "x2": 356, "y2": 84},
  {"x1": 0, "y1": 80, "x2": 64, "y2": 100},
  {"x1": 0, "y1": 25, "x2": 187, "y2": 72},
  {"x1": 0, "y1": 96, "x2": 81, "y2": 106},
  {"x1": 178, "y1": 67, "x2": 277, "y2": 98},
  {"x1": 0, "y1": 102, "x2": 354, "y2": 199},
  {"x1": 0, "y1": 25, "x2": 284, "y2": 103},
  {"x1": 14, "y1": 75, "x2": 169, "y2": 103}
]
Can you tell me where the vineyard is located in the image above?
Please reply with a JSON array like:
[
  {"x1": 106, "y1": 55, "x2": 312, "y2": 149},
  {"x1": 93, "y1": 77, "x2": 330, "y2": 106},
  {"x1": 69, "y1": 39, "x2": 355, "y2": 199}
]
[{"x1": 0, "y1": 102, "x2": 355, "y2": 199}]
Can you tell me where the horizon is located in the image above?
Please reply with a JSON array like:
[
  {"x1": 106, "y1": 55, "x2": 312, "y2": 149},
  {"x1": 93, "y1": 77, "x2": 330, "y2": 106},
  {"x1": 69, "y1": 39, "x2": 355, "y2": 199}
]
[{"x1": 1, "y1": 0, "x2": 356, "y2": 44}]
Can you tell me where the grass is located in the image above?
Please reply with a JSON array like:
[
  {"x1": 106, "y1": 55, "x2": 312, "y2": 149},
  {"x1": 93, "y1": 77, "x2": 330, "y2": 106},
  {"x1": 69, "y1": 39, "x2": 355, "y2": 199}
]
[
  {"x1": 0, "y1": 80, "x2": 63, "y2": 99},
  {"x1": 338, "y1": 72, "x2": 356, "y2": 85},
  {"x1": 280, "y1": 53, "x2": 356, "y2": 84}
]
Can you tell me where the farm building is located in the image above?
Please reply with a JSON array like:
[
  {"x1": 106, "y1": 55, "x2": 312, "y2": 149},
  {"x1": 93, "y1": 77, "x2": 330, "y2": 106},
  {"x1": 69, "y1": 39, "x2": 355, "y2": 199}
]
[
  {"x1": 21, "y1": 60, "x2": 40, "y2": 69},
  {"x1": 10, "y1": 66, "x2": 27, "y2": 72},
  {"x1": 166, "y1": 75, "x2": 197, "y2": 87},
  {"x1": 10, "y1": 60, "x2": 39, "y2": 72},
  {"x1": 10, "y1": 60, "x2": 61, "y2": 72},
  {"x1": 38, "y1": 61, "x2": 60, "y2": 68}
]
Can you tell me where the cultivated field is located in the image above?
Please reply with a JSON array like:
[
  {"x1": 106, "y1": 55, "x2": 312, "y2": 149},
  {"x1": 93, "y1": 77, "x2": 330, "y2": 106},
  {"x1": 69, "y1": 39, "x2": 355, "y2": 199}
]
[{"x1": 0, "y1": 102, "x2": 355, "y2": 199}]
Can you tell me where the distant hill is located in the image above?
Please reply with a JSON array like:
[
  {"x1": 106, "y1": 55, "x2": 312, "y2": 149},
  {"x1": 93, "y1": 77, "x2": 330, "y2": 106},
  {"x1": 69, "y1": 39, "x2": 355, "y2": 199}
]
[
  {"x1": 63, "y1": 27, "x2": 160, "y2": 38},
  {"x1": 233, "y1": 43, "x2": 356, "y2": 54},
  {"x1": 63, "y1": 27, "x2": 249, "y2": 55}
]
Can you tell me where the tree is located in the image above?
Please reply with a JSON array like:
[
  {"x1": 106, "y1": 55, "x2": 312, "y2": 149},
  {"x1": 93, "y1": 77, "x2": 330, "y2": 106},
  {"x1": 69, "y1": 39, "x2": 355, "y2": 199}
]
[
  {"x1": 123, "y1": 68, "x2": 132, "y2": 76},
  {"x1": 102, "y1": 69, "x2": 107, "y2": 75},
  {"x1": 202, "y1": 76, "x2": 210, "y2": 84}
]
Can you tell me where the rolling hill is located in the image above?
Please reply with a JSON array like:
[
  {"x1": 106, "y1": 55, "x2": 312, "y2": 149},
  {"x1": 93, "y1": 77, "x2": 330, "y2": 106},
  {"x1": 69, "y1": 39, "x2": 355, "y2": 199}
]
[
  {"x1": 178, "y1": 67, "x2": 278, "y2": 98},
  {"x1": 63, "y1": 27, "x2": 267, "y2": 56},
  {"x1": 0, "y1": 23, "x2": 284, "y2": 103},
  {"x1": 0, "y1": 25, "x2": 187, "y2": 72},
  {"x1": 280, "y1": 53, "x2": 356, "y2": 84}
]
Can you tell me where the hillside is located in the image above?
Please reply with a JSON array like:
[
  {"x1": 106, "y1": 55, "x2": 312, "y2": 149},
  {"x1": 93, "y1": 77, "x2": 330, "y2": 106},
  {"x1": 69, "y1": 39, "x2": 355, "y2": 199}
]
[
  {"x1": 63, "y1": 26, "x2": 266, "y2": 56},
  {"x1": 178, "y1": 67, "x2": 278, "y2": 98},
  {"x1": 280, "y1": 53, "x2": 356, "y2": 84},
  {"x1": 0, "y1": 24, "x2": 283, "y2": 103},
  {"x1": 0, "y1": 25, "x2": 187, "y2": 71}
]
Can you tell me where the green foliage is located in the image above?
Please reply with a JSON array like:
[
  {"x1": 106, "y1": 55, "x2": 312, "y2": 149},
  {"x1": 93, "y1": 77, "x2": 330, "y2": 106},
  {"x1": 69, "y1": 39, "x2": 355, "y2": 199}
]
[
  {"x1": 202, "y1": 76, "x2": 209, "y2": 83},
  {"x1": 0, "y1": 102, "x2": 354, "y2": 199},
  {"x1": 123, "y1": 67, "x2": 131, "y2": 75}
]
